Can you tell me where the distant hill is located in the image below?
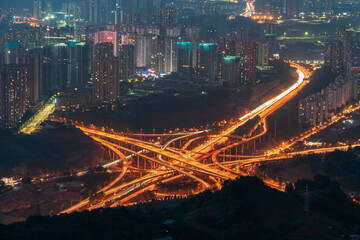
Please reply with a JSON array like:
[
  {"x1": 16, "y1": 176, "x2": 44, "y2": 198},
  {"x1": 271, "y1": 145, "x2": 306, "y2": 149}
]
[{"x1": 1, "y1": 176, "x2": 359, "y2": 240}]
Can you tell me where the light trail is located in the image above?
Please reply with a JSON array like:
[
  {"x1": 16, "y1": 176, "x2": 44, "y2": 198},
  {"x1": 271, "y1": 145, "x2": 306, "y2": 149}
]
[
  {"x1": 109, "y1": 175, "x2": 184, "y2": 208},
  {"x1": 80, "y1": 128, "x2": 236, "y2": 180},
  {"x1": 61, "y1": 171, "x2": 172, "y2": 214},
  {"x1": 211, "y1": 118, "x2": 268, "y2": 175},
  {"x1": 60, "y1": 63, "x2": 312, "y2": 213},
  {"x1": 89, "y1": 138, "x2": 213, "y2": 187},
  {"x1": 189, "y1": 65, "x2": 308, "y2": 157},
  {"x1": 162, "y1": 130, "x2": 207, "y2": 150},
  {"x1": 60, "y1": 138, "x2": 129, "y2": 214},
  {"x1": 241, "y1": 0, "x2": 255, "y2": 17}
]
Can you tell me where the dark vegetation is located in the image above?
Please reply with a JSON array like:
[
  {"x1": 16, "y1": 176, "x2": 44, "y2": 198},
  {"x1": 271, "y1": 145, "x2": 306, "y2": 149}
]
[
  {"x1": 55, "y1": 61, "x2": 296, "y2": 133},
  {"x1": 0, "y1": 176, "x2": 359, "y2": 240},
  {"x1": 0, "y1": 124, "x2": 109, "y2": 178},
  {"x1": 56, "y1": 88, "x2": 251, "y2": 132},
  {"x1": 264, "y1": 147, "x2": 360, "y2": 191}
]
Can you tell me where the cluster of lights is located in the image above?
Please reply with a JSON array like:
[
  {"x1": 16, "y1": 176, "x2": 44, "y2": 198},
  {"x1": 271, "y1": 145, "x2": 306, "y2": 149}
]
[
  {"x1": 136, "y1": 69, "x2": 167, "y2": 78},
  {"x1": 13, "y1": 16, "x2": 39, "y2": 21},
  {"x1": 251, "y1": 15, "x2": 274, "y2": 20},
  {"x1": 44, "y1": 15, "x2": 56, "y2": 21}
]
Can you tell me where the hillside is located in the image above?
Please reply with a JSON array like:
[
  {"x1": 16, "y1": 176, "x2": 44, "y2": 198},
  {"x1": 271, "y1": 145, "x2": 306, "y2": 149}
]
[
  {"x1": 1, "y1": 177, "x2": 359, "y2": 240},
  {"x1": 261, "y1": 147, "x2": 360, "y2": 191}
]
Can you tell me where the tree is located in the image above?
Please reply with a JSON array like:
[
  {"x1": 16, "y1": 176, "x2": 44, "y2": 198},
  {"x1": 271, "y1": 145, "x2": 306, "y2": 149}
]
[
  {"x1": 314, "y1": 174, "x2": 331, "y2": 190},
  {"x1": 21, "y1": 176, "x2": 32, "y2": 185},
  {"x1": 285, "y1": 183, "x2": 294, "y2": 192}
]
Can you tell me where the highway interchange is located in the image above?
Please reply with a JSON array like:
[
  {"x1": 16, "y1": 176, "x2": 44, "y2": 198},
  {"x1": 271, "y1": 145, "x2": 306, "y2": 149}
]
[
  {"x1": 23, "y1": 61, "x2": 358, "y2": 214},
  {"x1": 58, "y1": 62, "x2": 325, "y2": 213}
]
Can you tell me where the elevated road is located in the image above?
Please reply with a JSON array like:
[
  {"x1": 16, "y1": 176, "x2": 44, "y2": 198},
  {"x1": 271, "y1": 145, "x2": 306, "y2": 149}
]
[
  {"x1": 189, "y1": 65, "x2": 308, "y2": 158},
  {"x1": 61, "y1": 62, "x2": 314, "y2": 213},
  {"x1": 80, "y1": 128, "x2": 237, "y2": 180}
]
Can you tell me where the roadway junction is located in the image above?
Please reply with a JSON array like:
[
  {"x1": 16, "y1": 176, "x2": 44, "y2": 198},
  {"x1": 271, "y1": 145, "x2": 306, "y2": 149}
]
[{"x1": 57, "y1": 62, "x2": 356, "y2": 214}]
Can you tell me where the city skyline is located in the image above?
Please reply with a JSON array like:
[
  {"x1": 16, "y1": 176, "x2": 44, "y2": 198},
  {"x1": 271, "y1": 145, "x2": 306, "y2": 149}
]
[{"x1": 1, "y1": 0, "x2": 360, "y2": 239}]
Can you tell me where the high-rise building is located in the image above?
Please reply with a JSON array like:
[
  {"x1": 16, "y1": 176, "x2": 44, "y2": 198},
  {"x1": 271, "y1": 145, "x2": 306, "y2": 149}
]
[
  {"x1": 45, "y1": 1, "x2": 52, "y2": 14},
  {"x1": 160, "y1": 7, "x2": 177, "y2": 26},
  {"x1": 41, "y1": 45, "x2": 56, "y2": 96},
  {"x1": 68, "y1": 41, "x2": 90, "y2": 87},
  {"x1": 150, "y1": 36, "x2": 178, "y2": 74},
  {"x1": 286, "y1": 0, "x2": 298, "y2": 18},
  {"x1": 257, "y1": 41, "x2": 269, "y2": 66},
  {"x1": 26, "y1": 52, "x2": 41, "y2": 105},
  {"x1": 298, "y1": 93, "x2": 328, "y2": 126},
  {"x1": 303, "y1": 0, "x2": 332, "y2": 16},
  {"x1": 150, "y1": 37, "x2": 166, "y2": 73},
  {"x1": 89, "y1": 0, "x2": 100, "y2": 25},
  {"x1": 198, "y1": 43, "x2": 217, "y2": 82},
  {"x1": 184, "y1": 26, "x2": 201, "y2": 41},
  {"x1": 254, "y1": 0, "x2": 283, "y2": 18},
  {"x1": 34, "y1": 0, "x2": 42, "y2": 19},
  {"x1": 4, "y1": 42, "x2": 25, "y2": 65},
  {"x1": 68, "y1": 40, "x2": 81, "y2": 87},
  {"x1": 135, "y1": 35, "x2": 152, "y2": 68},
  {"x1": 89, "y1": 0, "x2": 116, "y2": 25},
  {"x1": 177, "y1": 42, "x2": 194, "y2": 80},
  {"x1": 54, "y1": 43, "x2": 68, "y2": 91},
  {"x1": 299, "y1": 76, "x2": 358, "y2": 126},
  {"x1": 226, "y1": 26, "x2": 248, "y2": 42},
  {"x1": 347, "y1": 50, "x2": 360, "y2": 96},
  {"x1": 102, "y1": 0, "x2": 117, "y2": 25},
  {"x1": 164, "y1": 37, "x2": 177, "y2": 73},
  {"x1": 221, "y1": 56, "x2": 239, "y2": 86},
  {"x1": 324, "y1": 41, "x2": 345, "y2": 75},
  {"x1": 325, "y1": 0, "x2": 333, "y2": 16},
  {"x1": 118, "y1": 44, "x2": 135, "y2": 81},
  {"x1": 0, "y1": 64, "x2": 30, "y2": 130},
  {"x1": 94, "y1": 42, "x2": 114, "y2": 59},
  {"x1": 76, "y1": 43, "x2": 91, "y2": 87},
  {"x1": 94, "y1": 31, "x2": 117, "y2": 57},
  {"x1": 237, "y1": 41, "x2": 258, "y2": 85},
  {"x1": 334, "y1": 26, "x2": 352, "y2": 48},
  {"x1": 126, "y1": 0, "x2": 140, "y2": 24},
  {"x1": 92, "y1": 42, "x2": 120, "y2": 103}
]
